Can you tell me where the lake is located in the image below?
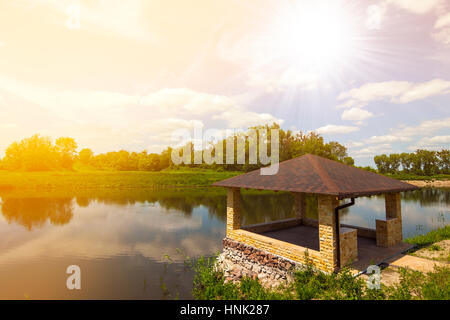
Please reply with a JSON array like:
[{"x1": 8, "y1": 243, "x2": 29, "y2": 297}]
[{"x1": 0, "y1": 187, "x2": 448, "y2": 299}]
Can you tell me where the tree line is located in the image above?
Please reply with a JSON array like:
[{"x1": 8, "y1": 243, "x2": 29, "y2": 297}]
[
  {"x1": 373, "y1": 150, "x2": 449, "y2": 176},
  {"x1": 0, "y1": 124, "x2": 354, "y2": 172}
]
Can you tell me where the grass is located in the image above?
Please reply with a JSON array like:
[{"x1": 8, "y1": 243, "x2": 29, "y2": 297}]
[
  {"x1": 0, "y1": 167, "x2": 447, "y2": 191},
  {"x1": 405, "y1": 226, "x2": 450, "y2": 247},
  {"x1": 191, "y1": 256, "x2": 293, "y2": 300},
  {"x1": 0, "y1": 169, "x2": 241, "y2": 190},
  {"x1": 191, "y1": 254, "x2": 450, "y2": 300}
]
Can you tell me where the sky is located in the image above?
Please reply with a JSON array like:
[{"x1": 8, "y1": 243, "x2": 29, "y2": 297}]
[{"x1": 0, "y1": 0, "x2": 449, "y2": 166}]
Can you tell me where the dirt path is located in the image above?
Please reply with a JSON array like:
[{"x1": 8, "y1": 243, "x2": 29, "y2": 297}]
[
  {"x1": 360, "y1": 240, "x2": 449, "y2": 287},
  {"x1": 384, "y1": 240, "x2": 448, "y2": 286},
  {"x1": 405, "y1": 180, "x2": 450, "y2": 187}
]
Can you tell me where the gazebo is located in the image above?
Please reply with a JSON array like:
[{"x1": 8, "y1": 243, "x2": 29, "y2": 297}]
[{"x1": 213, "y1": 154, "x2": 419, "y2": 274}]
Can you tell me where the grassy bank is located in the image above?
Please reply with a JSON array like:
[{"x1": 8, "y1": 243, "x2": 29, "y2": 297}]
[
  {"x1": 405, "y1": 226, "x2": 450, "y2": 247},
  {"x1": 191, "y1": 255, "x2": 450, "y2": 300},
  {"x1": 0, "y1": 169, "x2": 241, "y2": 190}
]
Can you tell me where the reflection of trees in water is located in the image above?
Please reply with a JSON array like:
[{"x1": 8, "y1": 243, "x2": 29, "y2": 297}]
[
  {"x1": 402, "y1": 188, "x2": 449, "y2": 207},
  {"x1": 70, "y1": 189, "x2": 298, "y2": 223},
  {"x1": 2, "y1": 187, "x2": 446, "y2": 231},
  {"x1": 241, "y1": 193, "x2": 294, "y2": 225},
  {"x1": 73, "y1": 189, "x2": 228, "y2": 218},
  {"x1": 1, "y1": 197, "x2": 74, "y2": 230}
]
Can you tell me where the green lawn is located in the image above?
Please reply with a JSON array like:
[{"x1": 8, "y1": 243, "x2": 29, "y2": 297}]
[{"x1": 0, "y1": 169, "x2": 241, "y2": 190}]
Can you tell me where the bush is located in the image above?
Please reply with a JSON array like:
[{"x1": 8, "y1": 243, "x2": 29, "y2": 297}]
[{"x1": 191, "y1": 256, "x2": 239, "y2": 300}]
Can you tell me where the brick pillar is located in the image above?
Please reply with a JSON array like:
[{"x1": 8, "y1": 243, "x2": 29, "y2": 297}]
[
  {"x1": 292, "y1": 192, "x2": 306, "y2": 221},
  {"x1": 385, "y1": 193, "x2": 402, "y2": 221},
  {"x1": 226, "y1": 187, "x2": 241, "y2": 235},
  {"x1": 376, "y1": 192, "x2": 403, "y2": 247},
  {"x1": 318, "y1": 195, "x2": 339, "y2": 273}
]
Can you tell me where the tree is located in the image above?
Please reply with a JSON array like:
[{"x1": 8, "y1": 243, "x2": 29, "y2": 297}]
[
  {"x1": 374, "y1": 149, "x2": 449, "y2": 176},
  {"x1": 437, "y1": 150, "x2": 449, "y2": 174},
  {"x1": 374, "y1": 154, "x2": 389, "y2": 173},
  {"x1": 400, "y1": 153, "x2": 413, "y2": 173},
  {"x1": 3, "y1": 135, "x2": 58, "y2": 171},
  {"x1": 55, "y1": 137, "x2": 78, "y2": 169},
  {"x1": 78, "y1": 148, "x2": 94, "y2": 165},
  {"x1": 389, "y1": 154, "x2": 401, "y2": 174}
]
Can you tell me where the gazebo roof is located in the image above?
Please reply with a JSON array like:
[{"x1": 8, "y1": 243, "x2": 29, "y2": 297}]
[{"x1": 213, "y1": 154, "x2": 419, "y2": 199}]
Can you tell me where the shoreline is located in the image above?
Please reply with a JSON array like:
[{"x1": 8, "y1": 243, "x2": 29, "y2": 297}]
[
  {"x1": 405, "y1": 180, "x2": 450, "y2": 188},
  {"x1": 0, "y1": 170, "x2": 448, "y2": 190}
]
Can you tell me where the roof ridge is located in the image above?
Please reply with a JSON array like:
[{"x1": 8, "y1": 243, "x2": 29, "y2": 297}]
[{"x1": 307, "y1": 155, "x2": 340, "y2": 194}]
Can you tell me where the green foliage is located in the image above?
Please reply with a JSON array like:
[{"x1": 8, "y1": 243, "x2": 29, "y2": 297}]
[
  {"x1": 192, "y1": 251, "x2": 449, "y2": 300},
  {"x1": 429, "y1": 244, "x2": 442, "y2": 251},
  {"x1": 0, "y1": 170, "x2": 241, "y2": 190},
  {"x1": 386, "y1": 266, "x2": 450, "y2": 300},
  {"x1": 1, "y1": 135, "x2": 77, "y2": 171},
  {"x1": 374, "y1": 149, "x2": 449, "y2": 176},
  {"x1": 191, "y1": 256, "x2": 294, "y2": 300},
  {"x1": 383, "y1": 173, "x2": 450, "y2": 181},
  {"x1": 1, "y1": 124, "x2": 354, "y2": 173},
  {"x1": 293, "y1": 264, "x2": 371, "y2": 300},
  {"x1": 191, "y1": 256, "x2": 240, "y2": 300},
  {"x1": 405, "y1": 226, "x2": 450, "y2": 247}
]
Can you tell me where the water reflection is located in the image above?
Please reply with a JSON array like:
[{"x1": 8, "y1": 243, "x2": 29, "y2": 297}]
[
  {"x1": 1, "y1": 197, "x2": 73, "y2": 230},
  {"x1": 0, "y1": 187, "x2": 447, "y2": 299}
]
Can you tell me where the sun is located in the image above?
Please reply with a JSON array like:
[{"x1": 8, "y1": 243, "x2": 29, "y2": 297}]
[{"x1": 268, "y1": 1, "x2": 357, "y2": 73}]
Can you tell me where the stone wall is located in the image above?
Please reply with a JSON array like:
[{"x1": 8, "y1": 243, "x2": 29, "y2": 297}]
[
  {"x1": 216, "y1": 238, "x2": 304, "y2": 288},
  {"x1": 227, "y1": 229, "x2": 323, "y2": 270}
]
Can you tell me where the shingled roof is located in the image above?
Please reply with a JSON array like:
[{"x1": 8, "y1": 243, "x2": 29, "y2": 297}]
[{"x1": 213, "y1": 154, "x2": 419, "y2": 199}]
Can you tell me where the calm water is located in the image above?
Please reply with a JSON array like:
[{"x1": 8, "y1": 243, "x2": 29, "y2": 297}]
[{"x1": 0, "y1": 188, "x2": 448, "y2": 299}]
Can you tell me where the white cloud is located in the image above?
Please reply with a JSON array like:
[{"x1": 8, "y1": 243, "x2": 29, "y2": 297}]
[
  {"x1": 314, "y1": 125, "x2": 359, "y2": 135},
  {"x1": 433, "y1": 28, "x2": 450, "y2": 46},
  {"x1": 345, "y1": 141, "x2": 364, "y2": 148},
  {"x1": 433, "y1": 12, "x2": 450, "y2": 46},
  {"x1": 366, "y1": 4, "x2": 386, "y2": 30},
  {"x1": 341, "y1": 107, "x2": 374, "y2": 121},
  {"x1": 351, "y1": 144, "x2": 393, "y2": 158},
  {"x1": 385, "y1": 0, "x2": 443, "y2": 15},
  {"x1": 20, "y1": 0, "x2": 154, "y2": 42},
  {"x1": 410, "y1": 135, "x2": 450, "y2": 150},
  {"x1": 246, "y1": 69, "x2": 320, "y2": 92},
  {"x1": 346, "y1": 118, "x2": 450, "y2": 159},
  {"x1": 213, "y1": 110, "x2": 283, "y2": 128},
  {"x1": 435, "y1": 12, "x2": 450, "y2": 29},
  {"x1": 363, "y1": 118, "x2": 450, "y2": 146},
  {"x1": 366, "y1": 135, "x2": 412, "y2": 144},
  {"x1": 0, "y1": 77, "x2": 282, "y2": 153},
  {"x1": 338, "y1": 79, "x2": 450, "y2": 109},
  {"x1": 393, "y1": 117, "x2": 450, "y2": 138}
]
